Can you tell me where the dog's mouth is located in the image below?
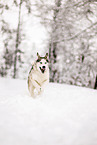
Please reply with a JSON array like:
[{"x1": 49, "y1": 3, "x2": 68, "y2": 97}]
[{"x1": 39, "y1": 67, "x2": 45, "y2": 73}]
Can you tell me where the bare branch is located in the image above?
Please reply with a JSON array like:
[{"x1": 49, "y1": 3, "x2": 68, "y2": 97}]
[
  {"x1": 67, "y1": 21, "x2": 97, "y2": 41},
  {"x1": 50, "y1": 21, "x2": 97, "y2": 43}
]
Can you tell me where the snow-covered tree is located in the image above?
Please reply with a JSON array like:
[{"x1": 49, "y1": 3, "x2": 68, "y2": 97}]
[
  {"x1": 35, "y1": 0, "x2": 97, "y2": 89},
  {"x1": 0, "y1": 0, "x2": 32, "y2": 78}
]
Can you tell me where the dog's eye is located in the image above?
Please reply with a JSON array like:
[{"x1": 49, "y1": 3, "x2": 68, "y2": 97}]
[
  {"x1": 45, "y1": 62, "x2": 47, "y2": 64},
  {"x1": 40, "y1": 62, "x2": 42, "y2": 64}
]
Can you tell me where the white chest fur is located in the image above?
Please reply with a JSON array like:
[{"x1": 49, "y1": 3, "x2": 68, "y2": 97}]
[{"x1": 31, "y1": 69, "x2": 49, "y2": 86}]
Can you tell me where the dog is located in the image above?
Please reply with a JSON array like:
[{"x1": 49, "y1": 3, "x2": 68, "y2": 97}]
[{"x1": 28, "y1": 52, "x2": 49, "y2": 97}]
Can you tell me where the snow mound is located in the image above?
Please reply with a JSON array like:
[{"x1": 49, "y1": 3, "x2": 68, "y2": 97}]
[{"x1": 0, "y1": 78, "x2": 97, "y2": 145}]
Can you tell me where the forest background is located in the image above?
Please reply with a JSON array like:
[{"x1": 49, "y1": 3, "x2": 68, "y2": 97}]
[{"x1": 0, "y1": 0, "x2": 97, "y2": 89}]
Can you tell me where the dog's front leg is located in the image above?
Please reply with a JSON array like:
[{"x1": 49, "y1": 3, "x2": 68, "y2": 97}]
[
  {"x1": 31, "y1": 79, "x2": 41, "y2": 93},
  {"x1": 41, "y1": 79, "x2": 49, "y2": 92}
]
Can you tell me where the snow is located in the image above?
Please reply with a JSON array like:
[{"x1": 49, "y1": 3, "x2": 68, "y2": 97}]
[{"x1": 0, "y1": 78, "x2": 97, "y2": 145}]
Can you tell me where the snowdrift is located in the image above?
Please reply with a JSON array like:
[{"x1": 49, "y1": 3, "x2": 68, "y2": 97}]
[{"x1": 0, "y1": 78, "x2": 97, "y2": 145}]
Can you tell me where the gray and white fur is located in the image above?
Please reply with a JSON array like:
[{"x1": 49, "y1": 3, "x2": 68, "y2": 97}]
[{"x1": 28, "y1": 53, "x2": 49, "y2": 97}]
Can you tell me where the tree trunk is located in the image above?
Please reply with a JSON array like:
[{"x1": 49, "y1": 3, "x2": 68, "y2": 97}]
[
  {"x1": 49, "y1": 0, "x2": 62, "y2": 82},
  {"x1": 13, "y1": 0, "x2": 22, "y2": 78},
  {"x1": 94, "y1": 75, "x2": 97, "y2": 89}
]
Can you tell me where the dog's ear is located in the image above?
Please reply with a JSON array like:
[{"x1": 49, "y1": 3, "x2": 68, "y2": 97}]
[
  {"x1": 45, "y1": 53, "x2": 48, "y2": 59},
  {"x1": 37, "y1": 52, "x2": 40, "y2": 59}
]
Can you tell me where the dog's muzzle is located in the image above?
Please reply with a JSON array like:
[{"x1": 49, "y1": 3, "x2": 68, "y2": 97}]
[{"x1": 40, "y1": 66, "x2": 46, "y2": 73}]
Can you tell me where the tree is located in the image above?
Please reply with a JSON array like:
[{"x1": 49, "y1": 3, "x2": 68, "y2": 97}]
[
  {"x1": 35, "y1": 0, "x2": 97, "y2": 89},
  {"x1": 49, "y1": 0, "x2": 62, "y2": 82},
  {"x1": 0, "y1": 0, "x2": 32, "y2": 78},
  {"x1": 94, "y1": 75, "x2": 97, "y2": 89},
  {"x1": 0, "y1": 2, "x2": 15, "y2": 77},
  {"x1": 13, "y1": 0, "x2": 32, "y2": 78},
  {"x1": 13, "y1": 0, "x2": 22, "y2": 78}
]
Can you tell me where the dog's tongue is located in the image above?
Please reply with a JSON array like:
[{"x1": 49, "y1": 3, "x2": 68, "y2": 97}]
[
  {"x1": 42, "y1": 68, "x2": 45, "y2": 71},
  {"x1": 41, "y1": 68, "x2": 45, "y2": 73}
]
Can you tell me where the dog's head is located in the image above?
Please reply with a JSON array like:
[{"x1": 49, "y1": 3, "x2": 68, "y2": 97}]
[{"x1": 36, "y1": 52, "x2": 49, "y2": 73}]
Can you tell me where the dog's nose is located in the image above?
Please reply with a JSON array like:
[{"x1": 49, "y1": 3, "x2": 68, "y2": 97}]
[{"x1": 43, "y1": 66, "x2": 45, "y2": 69}]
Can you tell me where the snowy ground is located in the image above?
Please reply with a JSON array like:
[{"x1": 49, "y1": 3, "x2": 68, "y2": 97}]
[{"x1": 0, "y1": 78, "x2": 97, "y2": 145}]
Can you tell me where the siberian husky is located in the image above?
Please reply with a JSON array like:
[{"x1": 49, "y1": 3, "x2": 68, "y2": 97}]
[{"x1": 28, "y1": 53, "x2": 49, "y2": 97}]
